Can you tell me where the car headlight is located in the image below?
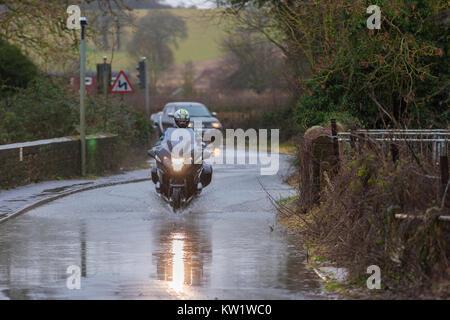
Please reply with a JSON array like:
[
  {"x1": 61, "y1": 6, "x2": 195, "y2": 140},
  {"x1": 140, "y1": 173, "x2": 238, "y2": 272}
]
[
  {"x1": 172, "y1": 157, "x2": 184, "y2": 172},
  {"x1": 212, "y1": 122, "x2": 220, "y2": 128}
]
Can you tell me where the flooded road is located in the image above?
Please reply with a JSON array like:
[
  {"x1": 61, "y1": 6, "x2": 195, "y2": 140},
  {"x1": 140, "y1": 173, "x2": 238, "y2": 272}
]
[{"x1": 0, "y1": 152, "x2": 325, "y2": 299}]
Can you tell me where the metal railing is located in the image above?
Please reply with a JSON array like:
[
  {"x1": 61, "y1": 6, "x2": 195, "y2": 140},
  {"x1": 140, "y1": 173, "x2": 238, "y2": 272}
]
[
  {"x1": 338, "y1": 129, "x2": 449, "y2": 164},
  {"x1": 331, "y1": 125, "x2": 450, "y2": 214}
]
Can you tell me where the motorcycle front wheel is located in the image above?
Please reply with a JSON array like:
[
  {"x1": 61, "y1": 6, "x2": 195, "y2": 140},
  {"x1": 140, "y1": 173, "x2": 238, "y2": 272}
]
[{"x1": 171, "y1": 187, "x2": 182, "y2": 210}]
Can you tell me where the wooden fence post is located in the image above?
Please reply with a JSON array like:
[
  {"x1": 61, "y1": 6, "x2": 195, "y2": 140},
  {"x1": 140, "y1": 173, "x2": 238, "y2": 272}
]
[
  {"x1": 390, "y1": 133, "x2": 399, "y2": 165},
  {"x1": 349, "y1": 126, "x2": 356, "y2": 150},
  {"x1": 391, "y1": 144, "x2": 399, "y2": 165}
]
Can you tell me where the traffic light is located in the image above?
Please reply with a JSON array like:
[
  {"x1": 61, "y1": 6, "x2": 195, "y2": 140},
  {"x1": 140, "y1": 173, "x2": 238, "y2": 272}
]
[{"x1": 136, "y1": 60, "x2": 146, "y2": 89}]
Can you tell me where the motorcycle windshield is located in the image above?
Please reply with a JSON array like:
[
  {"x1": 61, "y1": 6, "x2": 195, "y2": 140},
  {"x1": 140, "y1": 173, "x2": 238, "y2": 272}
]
[{"x1": 159, "y1": 128, "x2": 202, "y2": 161}]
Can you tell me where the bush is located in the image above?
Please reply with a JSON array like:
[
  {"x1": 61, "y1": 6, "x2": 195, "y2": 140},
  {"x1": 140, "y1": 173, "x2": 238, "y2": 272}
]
[
  {"x1": 0, "y1": 76, "x2": 153, "y2": 158},
  {"x1": 0, "y1": 76, "x2": 77, "y2": 144},
  {"x1": 291, "y1": 142, "x2": 449, "y2": 297},
  {"x1": 260, "y1": 104, "x2": 298, "y2": 141},
  {"x1": 294, "y1": 76, "x2": 368, "y2": 131},
  {"x1": 0, "y1": 38, "x2": 38, "y2": 96},
  {"x1": 80, "y1": 94, "x2": 154, "y2": 167},
  {"x1": 290, "y1": 0, "x2": 449, "y2": 129}
]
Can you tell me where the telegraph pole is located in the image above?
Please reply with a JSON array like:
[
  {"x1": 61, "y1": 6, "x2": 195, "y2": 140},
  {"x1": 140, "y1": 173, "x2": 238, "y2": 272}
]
[{"x1": 80, "y1": 17, "x2": 88, "y2": 177}]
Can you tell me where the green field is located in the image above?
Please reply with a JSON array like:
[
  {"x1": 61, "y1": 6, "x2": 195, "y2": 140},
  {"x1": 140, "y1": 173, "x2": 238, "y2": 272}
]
[{"x1": 87, "y1": 9, "x2": 228, "y2": 71}]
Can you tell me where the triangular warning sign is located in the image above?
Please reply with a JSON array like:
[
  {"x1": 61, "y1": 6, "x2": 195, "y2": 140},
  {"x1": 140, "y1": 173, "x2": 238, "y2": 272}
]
[{"x1": 110, "y1": 70, "x2": 135, "y2": 93}]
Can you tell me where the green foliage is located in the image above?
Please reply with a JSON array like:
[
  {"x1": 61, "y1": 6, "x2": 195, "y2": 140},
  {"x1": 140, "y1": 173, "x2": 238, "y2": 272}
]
[
  {"x1": 0, "y1": 76, "x2": 77, "y2": 144},
  {"x1": 260, "y1": 104, "x2": 298, "y2": 141},
  {"x1": 0, "y1": 38, "x2": 38, "y2": 96},
  {"x1": 293, "y1": 0, "x2": 449, "y2": 128},
  {"x1": 0, "y1": 1, "x2": 135, "y2": 71},
  {"x1": 0, "y1": 76, "x2": 153, "y2": 149},
  {"x1": 226, "y1": 0, "x2": 448, "y2": 129},
  {"x1": 324, "y1": 279, "x2": 345, "y2": 293},
  {"x1": 87, "y1": 9, "x2": 230, "y2": 70},
  {"x1": 83, "y1": 96, "x2": 154, "y2": 148},
  {"x1": 294, "y1": 80, "x2": 360, "y2": 131},
  {"x1": 276, "y1": 195, "x2": 297, "y2": 205}
]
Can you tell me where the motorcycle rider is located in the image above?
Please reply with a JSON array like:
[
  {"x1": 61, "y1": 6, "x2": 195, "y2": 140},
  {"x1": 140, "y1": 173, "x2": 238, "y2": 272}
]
[
  {"x1": 149, "y1": 108, "x2": 211, "y2": 196},
  {"x1": 153, "y1": 108, "x2": 200, "y2": 147}
]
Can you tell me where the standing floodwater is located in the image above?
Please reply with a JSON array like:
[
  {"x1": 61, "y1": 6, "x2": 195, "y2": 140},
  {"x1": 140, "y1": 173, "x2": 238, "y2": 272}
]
[{"x1": 0, "y1": 151, "x2": 325, "y2": 299}]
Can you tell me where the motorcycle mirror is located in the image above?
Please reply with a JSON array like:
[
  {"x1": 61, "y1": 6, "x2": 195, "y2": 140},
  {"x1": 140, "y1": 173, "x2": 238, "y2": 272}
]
[
  {"x1": 147, "y1": 149, "x2": 156, "y2": 158},
  {"x1": 211, "y1": 112, "x2": 217, "y2": 117}
]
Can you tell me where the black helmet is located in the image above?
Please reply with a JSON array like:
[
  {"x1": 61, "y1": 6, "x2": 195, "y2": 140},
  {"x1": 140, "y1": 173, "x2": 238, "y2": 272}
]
[{"x1": 174, "y1": 108, "x2": 190, "y2": 128}]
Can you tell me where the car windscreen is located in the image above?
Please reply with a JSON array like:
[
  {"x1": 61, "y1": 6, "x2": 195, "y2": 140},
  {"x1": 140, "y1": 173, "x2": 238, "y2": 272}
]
[{"x1": 176, "y1": 105, "x2": 211, "y2": 117}]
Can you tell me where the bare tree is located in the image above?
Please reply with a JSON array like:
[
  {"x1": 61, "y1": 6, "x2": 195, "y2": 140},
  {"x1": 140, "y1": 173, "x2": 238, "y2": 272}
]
[
  {"x1": 221, "y1": 29, "x2": 287, "y2": 93},
  {"x1": 0, "y1": 0, "x2": 132, "y2": 71},
  {"x1": 182, "y1": 61, "x2": 196, "y2": 95},
  {"x1": 127, "y1": 10, "x2": 187, "y2": 92}
]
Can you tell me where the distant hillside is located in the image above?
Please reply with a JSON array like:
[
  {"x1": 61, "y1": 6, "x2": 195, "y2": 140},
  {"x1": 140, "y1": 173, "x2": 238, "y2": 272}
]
[
  {"x1": 86, "y1": 9, "x2": 228, "y2": 70},
  {"x1": 123, "y1": 0, "x2": 171, "y2": 9},
  {"x1": 85, "y1": 0, "x2": 170, "y2": 9}
]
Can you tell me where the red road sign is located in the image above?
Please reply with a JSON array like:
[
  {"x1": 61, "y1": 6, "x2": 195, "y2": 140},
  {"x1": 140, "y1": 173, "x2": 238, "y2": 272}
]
[{"x1": 110, "y1": 70, "x2": 135, "y2": 93}]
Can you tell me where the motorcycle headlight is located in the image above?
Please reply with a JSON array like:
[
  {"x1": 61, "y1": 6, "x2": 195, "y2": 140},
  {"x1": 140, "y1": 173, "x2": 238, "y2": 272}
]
[
  {"x1": 172, "y1": 157, "x2": 184, "y2": 172},
  {"x1": 212, "y1": 122, "x2": 221, "y2": 128},
  {"x1": 212, "y1": 147, "x2": 221, "y2": 157}
]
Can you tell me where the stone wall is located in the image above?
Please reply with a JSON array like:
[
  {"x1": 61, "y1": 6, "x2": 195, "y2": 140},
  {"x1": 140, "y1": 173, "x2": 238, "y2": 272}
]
[{"x1": 0, "y1": 135, "x2": 120, "y2": 189}]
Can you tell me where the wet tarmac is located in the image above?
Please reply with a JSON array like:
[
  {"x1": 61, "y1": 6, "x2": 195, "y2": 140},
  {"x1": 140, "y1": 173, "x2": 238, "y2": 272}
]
[{"x1": 0, "y1": 151, "x2": 327, "y2": 299}]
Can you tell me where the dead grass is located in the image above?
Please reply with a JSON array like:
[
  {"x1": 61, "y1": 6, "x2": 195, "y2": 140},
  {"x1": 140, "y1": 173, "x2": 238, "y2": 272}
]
[{"x1": 279, "y1": 139, "x2": 450, "y2": 298}]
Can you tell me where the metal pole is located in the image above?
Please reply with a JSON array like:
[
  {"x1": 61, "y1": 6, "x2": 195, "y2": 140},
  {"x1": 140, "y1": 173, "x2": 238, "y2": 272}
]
[
  {"x1": 80, "y1": 18, "x2": 88, "y2": 177},
  {"x1": 103, "y1": 56, "x2": 108, "y2": 127},
  {"x1": 142, "y1": 57, "x2": 150, "y2": 119}
]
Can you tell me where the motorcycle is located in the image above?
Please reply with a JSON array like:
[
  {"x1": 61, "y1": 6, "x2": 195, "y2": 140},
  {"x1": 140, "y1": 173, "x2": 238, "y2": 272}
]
[{"x1": 147, "y1": 129, "x2": 213, "y2": 210}]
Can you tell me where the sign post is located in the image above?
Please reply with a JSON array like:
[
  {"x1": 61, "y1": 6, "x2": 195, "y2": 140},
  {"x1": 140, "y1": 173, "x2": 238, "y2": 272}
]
[
  {"x1": 142, "y1": 57, "x2": 150, "y2": 119},
  {"x1": 80, "y1": 17, "x2": 88, "y2": 177}
]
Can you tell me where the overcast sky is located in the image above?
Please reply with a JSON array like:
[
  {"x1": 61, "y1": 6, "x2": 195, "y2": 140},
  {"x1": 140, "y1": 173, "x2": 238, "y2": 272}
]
[{"x1": 161, "y1": 0, "x2": 217, "y2": 9}]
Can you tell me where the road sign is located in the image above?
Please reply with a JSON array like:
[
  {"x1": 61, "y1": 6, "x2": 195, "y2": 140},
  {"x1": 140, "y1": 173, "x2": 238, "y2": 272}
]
[{"x1": 109, "y1": 70, "x2": 135, "y2": 93}]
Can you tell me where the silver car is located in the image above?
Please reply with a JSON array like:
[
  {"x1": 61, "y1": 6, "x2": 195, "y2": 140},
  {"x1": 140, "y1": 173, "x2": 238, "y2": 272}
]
[{"x1": 152, "y1": 102, "x2": 222, "y2": 140}]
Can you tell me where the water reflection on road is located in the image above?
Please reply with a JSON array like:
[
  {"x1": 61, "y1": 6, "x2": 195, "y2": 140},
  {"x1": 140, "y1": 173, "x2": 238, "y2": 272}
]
[
  {"x1": 154, "y1": 219, "x2": 211, "y2": 292},
  {"x1": 0, "y1": 152, "x2": 326, "y2": 299}
]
